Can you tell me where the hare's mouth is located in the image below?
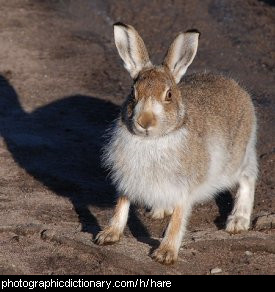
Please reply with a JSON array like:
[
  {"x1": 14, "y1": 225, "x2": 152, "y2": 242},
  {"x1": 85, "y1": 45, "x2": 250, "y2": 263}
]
[
  {"x1": 132, "y1": 124, "x2": 163, "y2": 139},
  {"x1": 133, "y1": 122, "x2": 151, "y2": 136},
  {"x1": 133, "y1": 127, "x2": 150, "y2": 137}
]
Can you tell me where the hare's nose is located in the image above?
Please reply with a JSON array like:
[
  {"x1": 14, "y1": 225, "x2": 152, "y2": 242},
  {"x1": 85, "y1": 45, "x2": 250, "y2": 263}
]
[{"x1": 137, "y1": 112, "x2": 156, "y2": 129}]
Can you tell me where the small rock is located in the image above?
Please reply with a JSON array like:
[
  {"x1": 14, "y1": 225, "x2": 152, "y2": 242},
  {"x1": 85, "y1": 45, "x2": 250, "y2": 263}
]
[
  {"x1": 191, "y1": 237, "x2": 197, "y2": 242},
  {"x1": 11, "y1": 235, "x2": 20, "y2": 242},
  {"x1": 245, "y1": 251, "x2": 253, "y2": 256},
  {"x1": 210, "y1": 268, "x2": 222, "y2": 274},
  {"x1": 40, "y1": 229, "x2": 55, "y2": 240},
  {"x1": 254, "y1": 214, "x2": 275, "y2": 230}
]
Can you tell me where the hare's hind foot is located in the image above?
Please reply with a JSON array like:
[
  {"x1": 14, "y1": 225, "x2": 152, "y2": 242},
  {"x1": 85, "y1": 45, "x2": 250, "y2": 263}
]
[
  {"x1": 147, "y1": 207, "x2": 173, "y2": 220},
  {"x1": 226, "y1": 174, "x2": 256, "y2": 234},
  {"x1": 225, "y1": 215, "x2": 250, "y2": 234}
]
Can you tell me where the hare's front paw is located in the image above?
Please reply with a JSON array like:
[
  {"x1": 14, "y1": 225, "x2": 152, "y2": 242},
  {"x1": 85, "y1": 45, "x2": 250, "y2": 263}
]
[
  {"x1": 95, "y1": 226, "x2": 121, "y2": 245},
  {"x1": 147, "y1": 208, "x2": 173, "y2": 220},
  {"x1": 152, "y1": 245, "x2": 178, "y2": 265},
  {"x1": 225, "y1": 215, "x2": 250, "y2": 234}
]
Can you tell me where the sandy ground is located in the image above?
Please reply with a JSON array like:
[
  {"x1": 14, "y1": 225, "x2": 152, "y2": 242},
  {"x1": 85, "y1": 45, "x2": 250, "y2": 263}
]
[{"x1": 0, "y1": 0, "x2": 274, "y2": 275}]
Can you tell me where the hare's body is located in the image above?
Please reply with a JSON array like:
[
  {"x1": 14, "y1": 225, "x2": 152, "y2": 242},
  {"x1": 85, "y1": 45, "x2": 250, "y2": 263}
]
[
  {"x1": 96, "y1": 23, "x2": 257, "y2": 265},
  {"x1": 104, "y1": 73, "x2": 257, "y2": 209}
]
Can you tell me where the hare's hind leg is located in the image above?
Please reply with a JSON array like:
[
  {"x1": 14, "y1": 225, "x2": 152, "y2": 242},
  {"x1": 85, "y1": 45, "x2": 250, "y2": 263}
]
[
  {"x1": 226, "y1": 147, "x2": 257, "y2": 234},
  {"x1": 95, "y1": 196, "x2": 130, "y2": 245},
  {"x1": 147, "y1": 207, "x2": 173, "y2": 220},
  {"x1": 226, "y1": 175, "x2": 256, "y2": 233}
]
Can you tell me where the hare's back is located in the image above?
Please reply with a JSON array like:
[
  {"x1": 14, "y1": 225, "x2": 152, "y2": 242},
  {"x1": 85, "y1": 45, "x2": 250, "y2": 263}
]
[
  {"x1": 180, "y1": 73, "x2": 255, "y2": 137},
  {"x1": 180, "y1": 73, "x2": 256, "y2": 174}
]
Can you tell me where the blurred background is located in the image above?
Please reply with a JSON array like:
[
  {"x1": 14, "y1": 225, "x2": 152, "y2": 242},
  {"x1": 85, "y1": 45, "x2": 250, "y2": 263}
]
[{"x1": 0, "y1": 0, "x2": 274, "y2": 275}]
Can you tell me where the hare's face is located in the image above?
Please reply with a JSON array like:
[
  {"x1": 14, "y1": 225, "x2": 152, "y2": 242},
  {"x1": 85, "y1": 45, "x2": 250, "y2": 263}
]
[
  {"x1": 122, "y1": 67, "x2": 184, "y2": 137},
  {"x1": 114, "y1": 23, "x2": 199, "y2": 137}
]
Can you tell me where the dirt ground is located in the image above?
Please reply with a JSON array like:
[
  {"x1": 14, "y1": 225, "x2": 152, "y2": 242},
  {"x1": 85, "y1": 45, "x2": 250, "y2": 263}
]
[{"x1": 0, "y1": 0, "x2": 274, "y2": 275}]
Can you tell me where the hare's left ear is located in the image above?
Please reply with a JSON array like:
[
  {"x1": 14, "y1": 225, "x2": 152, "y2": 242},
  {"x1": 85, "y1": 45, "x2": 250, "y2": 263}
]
[
  {"x1": 163, "y1": 30, "x2": 200, "y2": 84},
  {"x1": 113, "y1": 22, "x2": 152, "y2": 79}
]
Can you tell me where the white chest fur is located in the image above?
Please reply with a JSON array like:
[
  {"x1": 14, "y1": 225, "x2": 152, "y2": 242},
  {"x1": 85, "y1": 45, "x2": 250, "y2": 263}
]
[{"x1": 103, "y1": 123, "x2": 189, "y2": 209}]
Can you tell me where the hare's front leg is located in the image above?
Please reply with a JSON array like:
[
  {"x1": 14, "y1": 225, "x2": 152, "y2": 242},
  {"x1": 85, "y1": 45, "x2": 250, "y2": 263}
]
[
  {"x1": 95, "y1": 196, "x2": 130, "y2": 245},
  {"x1": 152, "y1": 202, "x2": 191, "y2": 265}
]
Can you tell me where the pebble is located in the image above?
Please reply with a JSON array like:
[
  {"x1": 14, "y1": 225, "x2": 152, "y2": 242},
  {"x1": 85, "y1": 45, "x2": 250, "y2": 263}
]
[
  {"x1": 254, "y1": 214, "x2": 275, "y2": 230},
  {"x1": 245, "y1": 251, "x2": 253, "y2": 256},
  {"x1": 210, "y1": 268, "x2": 222, "y2": 274}
]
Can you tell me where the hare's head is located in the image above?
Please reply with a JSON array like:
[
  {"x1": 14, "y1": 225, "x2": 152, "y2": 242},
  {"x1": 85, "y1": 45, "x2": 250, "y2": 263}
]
[{"x1": 114, "y1": 23, "x2": 200, "y2": 137}]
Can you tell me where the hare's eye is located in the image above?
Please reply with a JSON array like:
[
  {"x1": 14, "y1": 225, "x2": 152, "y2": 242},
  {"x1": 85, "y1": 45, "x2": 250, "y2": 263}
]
[{"x1": 165, "y1": 89, "x2": 172, "y2": 102}]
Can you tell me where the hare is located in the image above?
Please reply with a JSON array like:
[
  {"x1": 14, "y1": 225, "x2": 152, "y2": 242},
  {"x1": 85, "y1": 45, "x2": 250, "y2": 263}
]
[{"x1": 95, "y1": 22, "x2": 258, "y2": 265}]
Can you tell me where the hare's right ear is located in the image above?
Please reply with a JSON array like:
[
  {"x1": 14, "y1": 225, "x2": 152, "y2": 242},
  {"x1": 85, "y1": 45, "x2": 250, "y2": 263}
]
[
  {"x1": 163, "y1": 30, "x2": 200, "y2": 84},
  {"x1": 113, "y1": 22, "x2": 152, "y2": 79}
]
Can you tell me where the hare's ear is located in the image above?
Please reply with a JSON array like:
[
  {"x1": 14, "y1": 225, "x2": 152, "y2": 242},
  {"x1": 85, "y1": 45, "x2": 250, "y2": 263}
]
[
  {"x1": 114, "y1": 22, "x2": 152, "y2": 79},
  {"x1": 163, "y1": 30, "x2": 200, "y2": 83}
]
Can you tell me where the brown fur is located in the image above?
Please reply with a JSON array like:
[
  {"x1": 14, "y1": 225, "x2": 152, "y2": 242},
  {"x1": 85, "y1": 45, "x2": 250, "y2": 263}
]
[
  {"x1": 137, "y1": 111, "x2": 157, "y2": 129},
  {"x1": 113, "y1": 195, "x2": 129, "y2": 222},
  {"x1": 164, "y1": 206, "x2": 183, "y2": 245},
  {"x1": 135, "y1": 67, "x2": 180, "y2": 107},
  {"x1": 180, "y1": 73, "x2": 255, "y2": 180},
  {"x1": 123, "y1": 67, "x2": 184, "y2": 134}
]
